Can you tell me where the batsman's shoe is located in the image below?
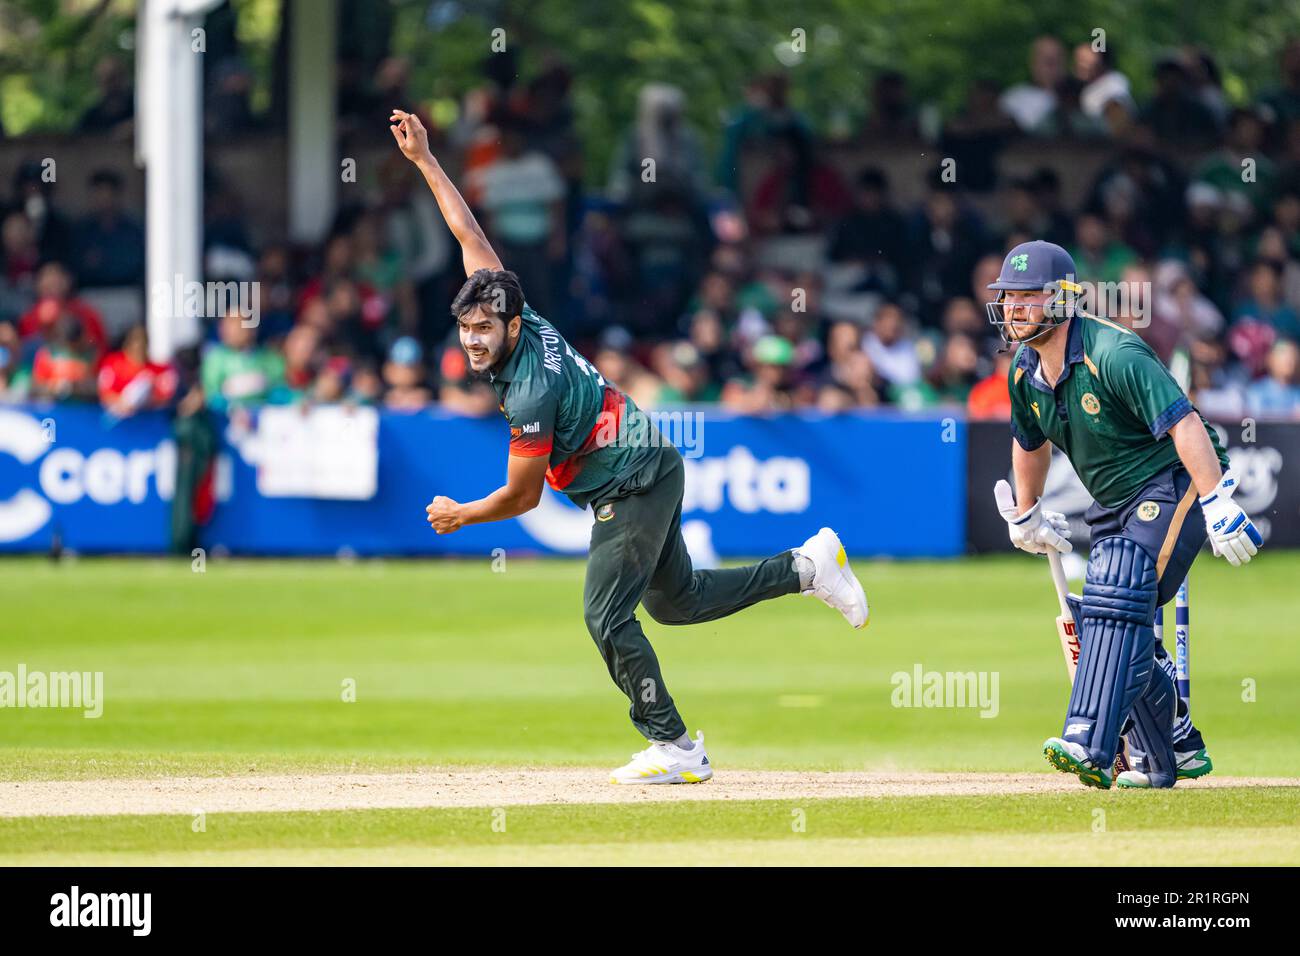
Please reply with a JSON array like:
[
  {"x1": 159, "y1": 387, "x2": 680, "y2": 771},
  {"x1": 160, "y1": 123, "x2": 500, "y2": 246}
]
[
  {"x1": 1043, "y1": 737, "x2": 1113, "y2": 789},
  {"x1": 609, "y1": 731, "x2": 712, "y2": 785},
  {"x1": 1116, "y1": 769, "x2": 1176, "y2": 789},
  {"x1": 793, "y1": 527, "x2": 869, "y2": 629},
  {"x1": 1132, "y1": 745, "x2": 1213, "y2": 780},
  {"x1": 1176, "y1": 747, "x2": 1213, "y2": 780}
]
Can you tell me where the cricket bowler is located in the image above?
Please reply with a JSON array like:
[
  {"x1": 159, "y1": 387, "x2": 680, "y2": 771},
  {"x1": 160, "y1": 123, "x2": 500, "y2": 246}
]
[
  {"x1": 389, "y1": 110, "x2": 869, "y2": 784},
  {"x1": 988, "y1": 240, "x2": 1262, "y2": 789}
]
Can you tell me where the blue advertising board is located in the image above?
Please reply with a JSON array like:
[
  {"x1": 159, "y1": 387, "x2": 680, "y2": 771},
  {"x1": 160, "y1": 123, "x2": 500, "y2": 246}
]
[
  {"x1": 0, "y1": 405, "x2": 966, "y2": 558},
  {"x1": 0, "y1": 405, "x2": 174, "y2": 552}
]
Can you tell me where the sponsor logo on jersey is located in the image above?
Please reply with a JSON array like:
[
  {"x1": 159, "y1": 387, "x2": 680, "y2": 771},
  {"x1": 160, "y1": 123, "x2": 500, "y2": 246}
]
[{"x1": 596, "y1": 502, "x2": 615, "y2": 522}]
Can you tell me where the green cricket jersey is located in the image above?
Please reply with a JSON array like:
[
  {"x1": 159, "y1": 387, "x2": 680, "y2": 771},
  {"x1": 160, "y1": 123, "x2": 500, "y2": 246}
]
[
  {"x1": 200, "y1": 344, "x2": 285, "y2": 413},
  {"x1": 1008, "y1": 313, "x2": 1228, "y2": 509},
  {"x1": 489, "y1": 305, "x2": 664, "y2": 509}
]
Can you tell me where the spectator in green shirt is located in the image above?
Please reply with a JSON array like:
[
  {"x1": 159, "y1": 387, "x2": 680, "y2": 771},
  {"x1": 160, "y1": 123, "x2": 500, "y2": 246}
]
[
  {"x1": 1070, "y1": 212, "x2": 1137, "y2": 286},
  {"x1": 1193, "y1": 109, "x2": 1276, "y2": 217},
  {"x1": 201, "y1": 309, "x2": 285, "y2": 413},
  {"x1": 652, "y1": 342, "x2": 722, "y2": 405}
]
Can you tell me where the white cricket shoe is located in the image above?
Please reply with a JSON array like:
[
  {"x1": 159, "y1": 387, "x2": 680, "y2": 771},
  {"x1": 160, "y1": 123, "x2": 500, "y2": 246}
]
[
  {"x1": 1175, "y1": 747, "x2": 1213, "y2": 779},
  {"x1": 609, "y1": 731, "x2": 713, "y2": 785},
  {"x1": 793, "y1": 527, "x2": 869, "y2": 629},
  {"x1": 1124, "y1": 745, "x2": 1212, "y2": 780},
  {"x1": 1116, "y1": 768, "x2": 1176, "y2": 789}
]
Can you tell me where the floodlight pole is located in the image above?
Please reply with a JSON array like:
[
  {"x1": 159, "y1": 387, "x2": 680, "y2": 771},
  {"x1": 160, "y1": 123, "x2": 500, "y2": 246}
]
[
  {"x1": 136, "y1": 0, "x2": 223, "y2": 362},
  {"x1": 287, "y1": 0, "x2": 338, "y2": 243}
]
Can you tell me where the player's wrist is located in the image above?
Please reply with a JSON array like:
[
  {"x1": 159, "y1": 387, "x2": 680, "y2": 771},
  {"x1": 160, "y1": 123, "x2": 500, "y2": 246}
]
[
  {"x1": 1198, "y1": 470, "x2": 1238, "y2": 507},
  {"x1": 1012, "y1": 498, "x2": 1041, "y2": 524},
  {"x1": 1198, "y1": 483, "x2": 1227, "y2": 506}
]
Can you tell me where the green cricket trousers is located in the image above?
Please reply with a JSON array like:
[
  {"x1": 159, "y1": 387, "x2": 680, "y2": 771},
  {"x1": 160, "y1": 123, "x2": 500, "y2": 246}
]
[{"x1": 582, "y1": 444, "x2": 801, "y2": 741}]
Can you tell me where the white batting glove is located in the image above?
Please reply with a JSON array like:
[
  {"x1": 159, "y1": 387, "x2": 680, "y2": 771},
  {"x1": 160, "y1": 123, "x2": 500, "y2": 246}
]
[
  {"x1": 994, "y1": 479, "x2": 1072, "y2": 555},
  {"x1": 1200, "y1": 470, "x2": 1263, "y2": 567}
]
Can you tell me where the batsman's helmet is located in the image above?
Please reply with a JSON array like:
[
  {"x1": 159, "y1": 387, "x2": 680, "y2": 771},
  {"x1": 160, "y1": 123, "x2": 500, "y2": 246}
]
[{"x1": 985, "y1": 240, "x2": 1082, "y2": 347}]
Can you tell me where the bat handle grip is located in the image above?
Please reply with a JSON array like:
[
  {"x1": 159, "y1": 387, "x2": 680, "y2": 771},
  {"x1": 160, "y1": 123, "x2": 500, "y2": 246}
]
[{"x1": 1047, "y1": 550, "x2": 1073, "y2": 617}]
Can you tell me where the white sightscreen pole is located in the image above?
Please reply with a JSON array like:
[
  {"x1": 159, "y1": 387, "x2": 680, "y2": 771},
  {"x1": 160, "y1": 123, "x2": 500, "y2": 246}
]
[
  {"x1": 138, "y1": 0, "x2": 222, "y2": 362},
  {"x1": 288, "y1": 0, "x2": 338, "y2": 243}
]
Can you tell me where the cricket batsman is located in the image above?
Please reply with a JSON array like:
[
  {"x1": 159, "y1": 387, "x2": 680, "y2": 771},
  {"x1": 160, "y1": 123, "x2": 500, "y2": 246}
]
[
  {"x1": 988, "y1": 240, "x2": 1262, "y2": 789},
  {"x1": 389, "y1": 110, "x2": 869, "y2": 784}
]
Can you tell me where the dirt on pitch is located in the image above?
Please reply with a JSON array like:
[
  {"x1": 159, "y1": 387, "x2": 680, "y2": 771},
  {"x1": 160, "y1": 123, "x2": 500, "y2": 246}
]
[{"x1": 3, "y1": 770, "x2": 1296, "y2": 818}]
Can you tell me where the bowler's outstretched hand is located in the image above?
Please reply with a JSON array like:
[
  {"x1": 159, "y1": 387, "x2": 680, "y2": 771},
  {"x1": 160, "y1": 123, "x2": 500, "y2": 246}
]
[{"x1": 390, "y1": 110, "x2": 432, "y2": 165}]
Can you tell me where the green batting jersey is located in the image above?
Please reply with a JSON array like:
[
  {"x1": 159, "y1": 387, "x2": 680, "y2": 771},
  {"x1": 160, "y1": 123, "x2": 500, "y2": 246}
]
[
  {"x1": 489, "y1": 305, "x2": 665, "y2": 509},
  {"x1": 1008, "y1": 313, "x2": 1228, "y2": 509}
]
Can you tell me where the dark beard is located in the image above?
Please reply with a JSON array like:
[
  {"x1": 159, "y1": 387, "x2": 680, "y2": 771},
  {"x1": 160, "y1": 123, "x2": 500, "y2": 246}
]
[
  {"x1": 484, "y1": 334, "x2": 523, "y2": 380},
  {"x1": 463, "y1": 342, "x2": 509, "y2": 382}
]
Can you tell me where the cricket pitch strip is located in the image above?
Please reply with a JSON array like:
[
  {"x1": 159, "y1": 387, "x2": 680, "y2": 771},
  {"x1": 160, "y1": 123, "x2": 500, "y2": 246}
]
[{"x1": 3, "y1": 770, "x2": 1297, "y2": 818}]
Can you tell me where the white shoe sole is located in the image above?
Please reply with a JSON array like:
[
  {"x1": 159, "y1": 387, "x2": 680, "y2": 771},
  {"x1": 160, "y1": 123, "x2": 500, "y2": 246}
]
[
  {"x1": 809, "y1": 528, "x2": 869, "y2": 629},
  {"x1": 609, "y1": 766, "x2": 713, "y2": 785},
  {"x1": 839, "y1": 553, "x2": 869, "y2": 629}
]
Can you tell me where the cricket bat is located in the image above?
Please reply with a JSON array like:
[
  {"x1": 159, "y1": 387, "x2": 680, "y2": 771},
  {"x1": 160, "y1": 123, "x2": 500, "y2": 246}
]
[
  {"x1": 1046, "y1": 549, "x2": 1081, "y2": 678},
  {"x1": 1047, "y1": 549, "x2": 1131, "y2": 772}
]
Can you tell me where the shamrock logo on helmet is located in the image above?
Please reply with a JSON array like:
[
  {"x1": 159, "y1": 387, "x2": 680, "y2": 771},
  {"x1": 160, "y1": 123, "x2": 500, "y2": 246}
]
[{"x1": 1011, "y1": 254, "x2": 1029, "y2": 272}]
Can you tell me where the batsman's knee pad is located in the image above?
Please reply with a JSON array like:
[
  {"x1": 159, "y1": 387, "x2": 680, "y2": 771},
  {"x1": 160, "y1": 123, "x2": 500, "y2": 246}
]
[
  {"x1": 1082, "y1": 536, "x2": 1158, "y2": 627},
  {"x1": 1066, "y1": 593, "x2": 1083, "y2": 636},
  {"x1": 1063, "y1": 537, "x2": 1159, "y2": 763}
]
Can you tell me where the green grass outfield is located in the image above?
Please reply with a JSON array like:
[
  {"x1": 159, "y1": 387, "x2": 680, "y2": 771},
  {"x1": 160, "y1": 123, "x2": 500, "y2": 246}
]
[
  {"x1": 4, "y1": 792, "x2": 1299, "y2": 866},
  {"x1": 2, "y1": 552, "x2": 1298, "y2": 864}
]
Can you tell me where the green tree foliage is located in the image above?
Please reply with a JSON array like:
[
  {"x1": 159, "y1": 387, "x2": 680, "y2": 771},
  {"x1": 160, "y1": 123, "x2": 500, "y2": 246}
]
[
  {"x1": 0, "y1": 0, "x2": 138, "y2": 134},
  {"x1": 5, "y1": 0, "x2": 1300, "y2": 178},
  {"x1": 392, "y1": 0, "x2": 1300, "y2": 181}
]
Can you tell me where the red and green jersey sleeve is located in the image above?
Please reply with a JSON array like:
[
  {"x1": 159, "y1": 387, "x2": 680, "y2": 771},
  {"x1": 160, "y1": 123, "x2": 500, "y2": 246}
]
[
  {"x1": 504, "y1": 377, "x2": 558, "y2": 458},
  {"x1": 492, "y1": 304, "x2": 667, "y2": 508}
]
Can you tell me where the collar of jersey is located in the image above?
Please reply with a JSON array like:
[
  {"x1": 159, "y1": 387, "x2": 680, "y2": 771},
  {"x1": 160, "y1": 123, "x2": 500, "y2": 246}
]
[
  {"x1": 1016, "y1": 317, "x2": 1084, "y2": 395},
  {"x1": 490, "y1": 334, "x2": 526, "y2": 385}
]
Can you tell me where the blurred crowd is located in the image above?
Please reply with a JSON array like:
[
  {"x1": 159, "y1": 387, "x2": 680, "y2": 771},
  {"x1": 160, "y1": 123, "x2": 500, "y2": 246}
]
[{"x1": 4, "y1": 35, "x2": 1300, "y2": 422}]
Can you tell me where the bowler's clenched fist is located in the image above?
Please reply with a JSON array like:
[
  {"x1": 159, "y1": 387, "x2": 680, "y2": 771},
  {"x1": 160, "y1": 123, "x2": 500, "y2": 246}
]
[{"x1": 426, "y1": 495, "x2": 464, "y2": 534}]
